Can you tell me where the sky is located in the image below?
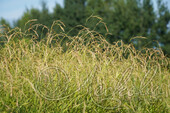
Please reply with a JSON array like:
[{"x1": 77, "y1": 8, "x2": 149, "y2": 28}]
[
  {"x1": 0, "y1": 0, "x2": 64, "y2": 24},
  {"x1": 0, "y1": 0, "x2": 170, "y2": 25}
]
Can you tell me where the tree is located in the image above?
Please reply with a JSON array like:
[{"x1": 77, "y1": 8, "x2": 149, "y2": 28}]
[
  {"x1": 0, "y1": 18, "x2": 11, "y2": 47},
  {"x1": 156, "y1": 0, "x2": 170, "y2": 56},
  {"x1": 14, "y1": 10, "x2": 31, "y2": 30},
  {"x1": 86, "y1": 0, "x2": 170, "y2": 55},
  {"x1": 86, "y1": 0, "x2": 112, "y2": 34},
  {"x1": 39, "y1": 1, "x2": 52, "y2": 26},
  {"x1": 63, "y1": 0, "x2": 87, "y2": 35},
  {"x1": 1, "y1": 0, "x2": 170, "y2": 56},
  {"x1": 0, "y1": 18, "x2": 11, "y2": 28},
  {"x1": 53, "y1": 4, "x2": 64, "y2": 21}
]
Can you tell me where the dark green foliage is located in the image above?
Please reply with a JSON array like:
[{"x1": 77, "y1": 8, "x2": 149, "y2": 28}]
[
  {"x1": 156, "y1": 0, "x2": 170, "y2": 56},
  {"x1": 62, "y1": 0, "x2": 87, "y2": 36},
  {"x1": 53, "y1": 4, "x2": 64, "y2": 21},
  {"x1": 0, "y1": 18, "x2": 11, "y2": 28},
  {"x1": 0, "y1": 0, "x2": 170, "y2": 56}
]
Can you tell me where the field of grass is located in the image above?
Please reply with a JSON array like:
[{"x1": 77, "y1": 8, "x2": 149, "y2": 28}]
[{"x1": 0, "y1": 20, "x2": 170, "y2": 112}]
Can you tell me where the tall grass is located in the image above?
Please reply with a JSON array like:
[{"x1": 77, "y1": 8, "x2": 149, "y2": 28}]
[{"x1": 0, "y1": 19, "x2": 169, "y2": 112}]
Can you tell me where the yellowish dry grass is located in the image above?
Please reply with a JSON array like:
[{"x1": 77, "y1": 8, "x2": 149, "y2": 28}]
[{"x1": 0, "y1": 20, "x2": 169, "y2": 112}]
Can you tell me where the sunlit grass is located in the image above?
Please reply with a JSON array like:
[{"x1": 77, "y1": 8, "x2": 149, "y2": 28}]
[{"x1": 0, "y1": 19, "x2": 169, "y2": 112}]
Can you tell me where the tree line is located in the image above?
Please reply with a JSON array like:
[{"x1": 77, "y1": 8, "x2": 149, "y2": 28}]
[{"x1": 0, "y1": 0, "x2": 170, "y2": 56}]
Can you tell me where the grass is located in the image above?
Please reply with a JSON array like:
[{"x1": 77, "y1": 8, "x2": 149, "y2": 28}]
[{"x1": 0, "y1": 20, "x2": 169, "y2": 112}]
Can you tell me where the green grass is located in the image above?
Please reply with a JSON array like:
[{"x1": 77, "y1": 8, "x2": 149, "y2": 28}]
[{"x1": 0, "y1": 20, "x2": 169, "y2": 112}]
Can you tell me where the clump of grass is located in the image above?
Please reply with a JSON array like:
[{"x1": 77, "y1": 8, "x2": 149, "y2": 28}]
[{"x1": 0, "y1": 19, "x2": 169, "y2": 112}]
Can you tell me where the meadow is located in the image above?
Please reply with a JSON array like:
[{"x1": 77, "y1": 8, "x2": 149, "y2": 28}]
[{"x1": 0, "y1": 20, "x2": 169, "y2": 112}]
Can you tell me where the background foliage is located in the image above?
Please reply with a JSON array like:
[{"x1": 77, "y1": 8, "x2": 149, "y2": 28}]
[{"x1": 0, "y1": 0, "x2": 170, "y2": 55}]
